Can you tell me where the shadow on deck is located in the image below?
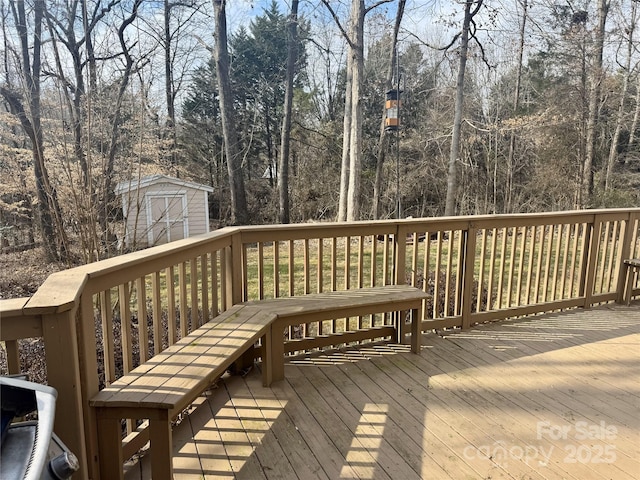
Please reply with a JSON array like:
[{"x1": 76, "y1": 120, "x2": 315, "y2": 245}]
[{"x1": 124, "y1": 304, "x2": 640, "y2": 480}]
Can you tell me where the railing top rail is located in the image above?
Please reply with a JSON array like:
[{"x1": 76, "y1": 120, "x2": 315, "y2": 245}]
[
  {"x1": 14, "y1": 209, "x2": 640, "y2": 316},
  {"x1": 23, "y1": 227, "x2": 239, "y2": 314}
]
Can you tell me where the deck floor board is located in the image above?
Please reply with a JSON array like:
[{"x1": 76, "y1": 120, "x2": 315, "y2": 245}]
[{"x1": 123, "y1": 304, "x2": 640, "y2": 480}]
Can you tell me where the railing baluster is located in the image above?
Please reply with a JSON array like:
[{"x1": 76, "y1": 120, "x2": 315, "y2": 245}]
[
  {"x1": 179, "y1": 263, "x2": 188, "y2": 338},
  {"x1": 118, "y1": 284, "x2": 133, "y2": 373},
  {"x1": 370, "y1": 234, "x2": 377, "y2": 287},
  {"x1": 507, "y1": 227, "x2": 517, "y2": 308},
  {"x1": 331, "y1": 237, "x2": 337, "y2": 292},
  {"x1": 444, "y1": 230, "x2": 457, "y2": 317},
  {"x1": 258, "y1": 242, "x2": 264, "y2": 300},
  {"x1": 551, "y1": 225, "x2": 562, "y2": 301},
  {"x1": 542, "y1": 225, "x2": 554, "y2": 303},
  {"x1": 220, "y1": 248, "x2": 228, "y2": 312},
  {"x1": 497, "y1": 227, "x2": 508, "y2": 309},
  {"x1": 166, "y1": 267, "x2": 177, "y2": 345},
  {"x1": 152, "y1": 271, "x2": 162, "y2": 354},
  {"x1": 210, "y1": 254, "x2": 219, "y2": 315},
  {"x1": 317, "y1": 238, "x2": 324, "y2": 294},
  {"x1": 344, "y1": 236, "x2": 351, "y2": 290},
  {"x1": 289, "y1": 239, "x2": 295, "y2": 297},
  {"x1": 559, "y1": 224, "x2": 571, "y2": 299},
  {"x1": 136, "y1": 277, "x2": 149, "y2": 362},
  {"x1": 476, "y1": 228, "x2": 487, "y2": 312},
  {"x1": 99, "y1": 289, "x2": 115, "y2": 385},
  {"x1": 273, "y1": 241, "x2": 280, "y2": 299},
  {"x1": 487, "y1": 228, "x2": 498, "y2": 311},
  {"x1": 190, "y1": 258, "x2": 199, "y2": 328},
  {"x1": 605, "y1": 221, "x2": 618, "y2": 292},
  {"x1": 382, "y1": 234, "x2": 393, "y2": 285},
  {"x1": 568, "y1": 224, "x2": 581, "y2": 298},
  {"x1": 201, "y1": 255, "x2": 209, "y2": 323},
  {"x1": 433, "y1": 230, "x2": 446, "y2": 318},
  {"x1": 423, "y1": 231, "x2": 431, "y2": 318},
  {"x1": 304, "y1": 238, "x2": 310, "y2": 295}
]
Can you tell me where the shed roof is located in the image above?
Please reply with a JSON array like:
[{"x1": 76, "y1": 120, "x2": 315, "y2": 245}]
[{"x1": 115, "y1": 174, "x2": 214, "y2": 195}]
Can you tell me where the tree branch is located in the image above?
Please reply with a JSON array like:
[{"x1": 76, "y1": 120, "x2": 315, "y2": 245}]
[
  {"x1": 364, "y1": 0, "x2": 394, "y2": 15},
  {"x1": 320, "y1": 0, "x2": 356, "y2": 50}
]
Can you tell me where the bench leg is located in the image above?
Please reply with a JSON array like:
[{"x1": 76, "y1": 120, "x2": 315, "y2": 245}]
[
  {"x1": 261, "y1": 330, "x2": 273, "y2": 387},
  {"x1": 270, "y1": 320, "x2": 285, "y2": 383},
  {"x1": 410, "y1": 306, "x2": 422, "y2": 354},
  {"x1": 95, "y1": 412, "x2": 124, "y2": 480},
  {"x1": 625, "y1": 265, "x2": 636, "y2": 306},
  {"x1": 149, "y1": 412, "x2": 173, "y2": 480}
]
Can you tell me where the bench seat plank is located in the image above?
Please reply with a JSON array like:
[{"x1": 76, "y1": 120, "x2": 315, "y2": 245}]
[
  {"x1": 91, "y1": 306, "x2": 274, "y2": 412},
  {"x1": 245, "y1": 285, "x2": 428, "y2": 318}
]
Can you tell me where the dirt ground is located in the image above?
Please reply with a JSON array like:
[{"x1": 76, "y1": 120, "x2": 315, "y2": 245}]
[
  {"x1": 0, "y1": 247, "x2": 66, "y2": 300},
  {"x1": 0, "y1": 247, "x2": 68, "y2": 383}
]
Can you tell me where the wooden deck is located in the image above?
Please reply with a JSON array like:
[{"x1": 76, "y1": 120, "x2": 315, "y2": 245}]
[{"x1": 123, "y1": 304, "x2": 640, "y2": 480}]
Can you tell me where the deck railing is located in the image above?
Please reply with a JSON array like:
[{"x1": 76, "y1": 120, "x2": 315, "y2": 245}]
[{"x1": 1, "y1": 208, "x2": 639, "y2": 479}]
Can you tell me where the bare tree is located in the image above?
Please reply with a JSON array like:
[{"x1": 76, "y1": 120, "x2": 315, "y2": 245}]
[
  {"x1": 1, "y1": 0, "x2": 68, "y2": 261},
  {"x1": 278, "y1": 0, "x2": 300, "y2": 224},
  {"x1": 372, "y1": 0, "x2": 405, "y2": 220},
  {"x1": 580, "y1": 0, "x2": 609, "y2": 207},
  {"x1": 505, "y1": 0, "x2": 528, "y2": 213},
  {"x1": 603, "y1": 0, "x2": 637, "y2": 194},
  {"x1": 322, "y1": 0, "x2": 393, "y2": 221},
  {"x1": 444, "y1": 0, "x2": 484, "y2": 217},
  {"x1": 213, "y1": 0, "x2": 248, "y2": 224}
]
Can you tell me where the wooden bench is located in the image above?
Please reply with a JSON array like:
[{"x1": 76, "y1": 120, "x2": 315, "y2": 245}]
[
  {"x1": 90, "y1": 304, "x2": 276, "y2": 480},
  {"x1": 622, "y1": 259, "x2": 640, "y2": 305},
  {"x1": 90, "y1": 285, "x2": 428, "y2": 479},
  {"x1": 243, "y1": 284, "x2": 429, "y2": 382}
]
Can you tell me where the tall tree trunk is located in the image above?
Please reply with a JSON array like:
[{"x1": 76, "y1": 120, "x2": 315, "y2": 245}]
[
  {"x1": 372, "y1": 0, "x2": 405, "y2": 220},
  {"x1": 603, "y1": 0, "x2": 636, "y2": 194},
  {"x1": 338, "y1": 46, "x2": 353, "y2": 221},
  {"x1": 630, "y1": 74, "x2": 640, "y2": 147},
  {"x1": 164, "y1": 0, "x2": 178, "y2": 174},
  {"x1": 346, "y1": 0, "x2": 364, "y2": 222},
  {"x1": 445, "y1": 0, "x2": 479, "y2": 216},
  {"x1": 278, "y1": 0, "x2": 299, "y2": 224},
  {"x1": 213, "y1": 0, "x2": 248, "y2": 225},
  {"x1": 505, "y1": 0, "x2": 527, "y2": 214},
  {"x1": 3, "y1": 0, "x2": 66, "y2": 261},
  {"x1": 100, "y1": 0, "x2": 142, "y2": 257},
  {"x1": 580, "y1": 0, "x2": 609, "y2": 207}
]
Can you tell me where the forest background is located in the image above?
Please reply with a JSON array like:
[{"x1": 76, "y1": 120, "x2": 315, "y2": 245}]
[{"x1": 1, "y1": 0, "x2": 639, "y2": 274}]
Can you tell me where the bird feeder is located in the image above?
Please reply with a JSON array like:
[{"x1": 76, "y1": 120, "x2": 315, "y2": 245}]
[{"x1": 385, "y1": 89, "x2": 401, "y2": 131}]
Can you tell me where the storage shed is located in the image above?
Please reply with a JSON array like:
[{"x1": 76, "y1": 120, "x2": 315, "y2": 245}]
[{"x1": 115, "y1": 175, "x2": 213, "y2": 248}]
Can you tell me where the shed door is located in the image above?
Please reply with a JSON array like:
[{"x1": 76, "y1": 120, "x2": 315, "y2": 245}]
[{"x1": 146, "y1": 193, "x2": 188, "y2": 245}]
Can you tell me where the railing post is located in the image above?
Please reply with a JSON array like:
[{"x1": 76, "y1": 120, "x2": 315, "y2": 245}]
[
  {"x1": 394, "y1": 223, "x2": 407, "y2": 285},
  {"x1": 41, "y1": 307, "x2": 90, "y2": 479},
  {"x1": 461, "y1": 223, "x2": 477, "y2": 329},
  {"x1": 615, "y1": 212, "x2": 638, "y2": 303},
  {"x1": 581, "y1": 214, "x2": 602, "y2": 308}
]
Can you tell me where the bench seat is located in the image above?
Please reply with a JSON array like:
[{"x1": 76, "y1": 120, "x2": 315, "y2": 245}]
[
  {"x1": 243, "y1": 285, "x2": 429, "y2": 382},
  {"x1": 90, "y1": 304, "x2": 275, "y2": 480}
]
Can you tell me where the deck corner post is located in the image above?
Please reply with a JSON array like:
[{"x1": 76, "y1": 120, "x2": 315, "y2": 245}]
[{"x1": 41, "y1": 307, "x2": 90, "y2": 480}]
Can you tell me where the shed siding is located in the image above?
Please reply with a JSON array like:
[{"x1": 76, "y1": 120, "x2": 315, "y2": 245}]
[{"x1": 119, "y1": 177, "x2": 211, "y2": 248}]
